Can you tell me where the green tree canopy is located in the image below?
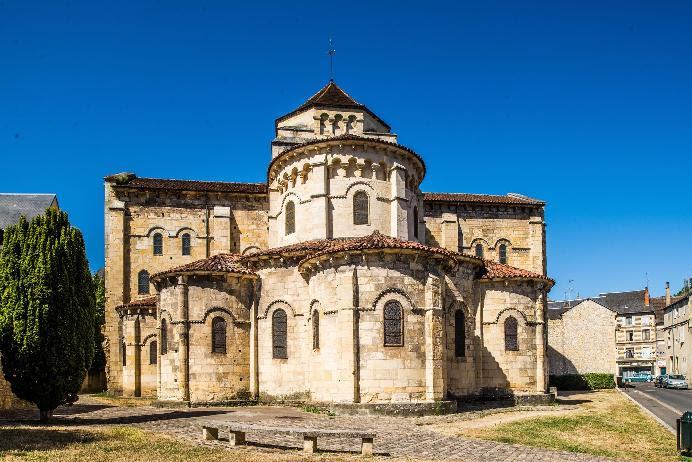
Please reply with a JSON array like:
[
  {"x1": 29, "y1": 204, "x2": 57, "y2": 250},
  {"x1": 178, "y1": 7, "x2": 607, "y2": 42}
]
[{"x1": 0, "y1": 209, "x2": 95, "y2": 419}]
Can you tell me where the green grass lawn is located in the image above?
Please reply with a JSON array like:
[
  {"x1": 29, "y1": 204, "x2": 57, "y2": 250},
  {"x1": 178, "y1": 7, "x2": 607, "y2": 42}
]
[{"x1": 461, "y1": 390, "x2": 681, "y2": 462}]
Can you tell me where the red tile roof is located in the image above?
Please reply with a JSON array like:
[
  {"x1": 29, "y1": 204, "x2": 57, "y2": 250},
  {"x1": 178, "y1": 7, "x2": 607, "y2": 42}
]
[
  {"x1": 424, "y1": 192, "x2": 545, "y2": 206},
  {"x1": 297, "y1": 231, "x2": 471, "y2": 268},
  {"x1": 480, "y1": 259, "x2": 553, "y2": 283},
  {"x1": 151, "y1": 253, "x2": 256, "y2": 280},
  {"x1": 275, "y1": 82, "x2": 391, "y2": 130},
  {"x1": 105, "y1": 173, "x2": 267, "y2": 195},
  {"x1": 267, "y1": 134, "x2": 425, "y2": 182},
  {"x1": 115, "y1": 296, "x2": 157, "y2": 310}
]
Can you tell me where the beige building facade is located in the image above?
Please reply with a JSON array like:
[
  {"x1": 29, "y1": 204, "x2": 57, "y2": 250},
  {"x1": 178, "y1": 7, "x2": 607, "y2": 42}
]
[
  {"x1": 663, "y1": 295, "x2": 692, "y2": 376},
  {"x1": 105, "y1": 82, "x2": 554, "y2": 407}
]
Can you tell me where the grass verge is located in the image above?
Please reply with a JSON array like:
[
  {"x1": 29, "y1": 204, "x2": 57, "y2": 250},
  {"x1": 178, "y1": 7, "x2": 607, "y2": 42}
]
[{"x1": 459, "y1": 390, "x2": 680, "y2": 462}]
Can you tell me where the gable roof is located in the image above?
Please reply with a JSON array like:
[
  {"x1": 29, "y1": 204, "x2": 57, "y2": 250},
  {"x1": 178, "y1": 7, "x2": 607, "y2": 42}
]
[
  {"x1": 275, "y1": 82, "x2": 391, "y2": 131},
  {"x1": 151, "y1": 253, "x2": 256, "y2": 280},
  {"x1": 0, "y1": 193, "x2": 58, "y2": 229}
]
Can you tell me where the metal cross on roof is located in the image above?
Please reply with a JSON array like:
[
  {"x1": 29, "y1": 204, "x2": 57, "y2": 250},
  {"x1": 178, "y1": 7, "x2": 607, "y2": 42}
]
[{"x1": 328, "y1": 37, "x2": 336, "y2": 82}]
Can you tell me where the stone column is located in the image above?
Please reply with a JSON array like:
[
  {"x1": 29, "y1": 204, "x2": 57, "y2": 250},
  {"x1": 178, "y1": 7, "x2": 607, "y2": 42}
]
[
  {"x1": 309, "y1": 156, "x2": 330, "y2": 240},
  {"x1": 249, "y1": 279, "x2": 260, "y2": 399},
  {"x1": 122, "y1": 313, "x2": 138, "y2": 397},
  {"x1": 133, "y1": 317, "x2": 141, "y2": 397},
  {"x1": 104, "y1": 184, "x2": 127, "y2": 393},
  {"x1": 440, "y1": 212, "x2": 459, "y2": 252},
  {"x1": 335, "y1": 268, "x2": 358, "y2": 402},
  {"x1": 176, "y1": 276, "x2": 190, "y2": 402},
  {"x1": 389, "y1": 163, "x2": 409, "y2": 240},
  {"x1": 529, "y1": 209, "x2": 547, "y2": 275},
  {"x1": 212, "y1": 206, "x2": 232, "y2": 254},
  {"x1": 535, "y1": 289, "x2": 547, "y2": 393},
  {"x1": 424, "y1": 275, "x2": 447, "y2": 400}
]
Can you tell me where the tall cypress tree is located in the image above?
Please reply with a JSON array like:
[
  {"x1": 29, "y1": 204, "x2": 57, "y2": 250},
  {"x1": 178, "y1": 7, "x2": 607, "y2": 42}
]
[{"x1": 0, "y1": 209, "x2": 95, "y2": 419}]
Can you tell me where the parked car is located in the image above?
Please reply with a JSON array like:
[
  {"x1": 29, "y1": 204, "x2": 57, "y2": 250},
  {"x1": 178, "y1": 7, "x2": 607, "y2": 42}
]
[
  {"x1": 665, "y1": 374, "x2": 688, "y2": 389},
  {"x1": 626, "y1": 373, "x2": 653, "y2": 383},
  {"x1": 655, "y1": 375, "x2": 668, "y2": 387}
]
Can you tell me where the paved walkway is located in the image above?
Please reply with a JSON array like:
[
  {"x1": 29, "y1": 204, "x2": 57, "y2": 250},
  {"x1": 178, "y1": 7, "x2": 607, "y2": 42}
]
[{"x1": 0, "y1": 396, "x2": 620, "y2": 462}]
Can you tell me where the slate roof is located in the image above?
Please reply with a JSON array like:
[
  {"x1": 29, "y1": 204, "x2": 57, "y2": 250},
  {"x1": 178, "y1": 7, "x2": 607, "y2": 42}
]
[
  {"x1": 275, "y1": 82, "x2": 391, "y2": 131},
  {"x1": 547, "y1": 307, "x2": 571, "y2": 320},
  {"x1": 424, "y1": 192, "x2": 545, "y2": 206},
  {"x1": 0, "y1": 193, "x2": 58, "y2": 229},
  {"x1": 151, "y1": 253, "x2": 256, "y2": 280},
  {"x1": 550, "y1": 289, "x2": 654, "y2": 318},
  {"x1": 105, "y1": 173, "x2": 267, "y2": 195}
]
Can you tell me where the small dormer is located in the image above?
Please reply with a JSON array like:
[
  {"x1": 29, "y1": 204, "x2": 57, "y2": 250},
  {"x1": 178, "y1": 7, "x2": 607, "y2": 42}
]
[{"x1": 272, "y1": 82, "x2": 396, "y2": 158}]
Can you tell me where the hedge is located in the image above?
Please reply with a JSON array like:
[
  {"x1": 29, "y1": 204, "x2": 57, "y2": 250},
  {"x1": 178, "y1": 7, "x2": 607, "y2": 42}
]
[{"x1": 549, "y1": 373, "x2": 616, "y2": 390}]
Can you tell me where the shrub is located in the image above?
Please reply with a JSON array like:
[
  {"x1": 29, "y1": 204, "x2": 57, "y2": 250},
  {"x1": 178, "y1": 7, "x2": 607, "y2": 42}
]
[{"x1": 549, "y1": 373, "x2": 616, "y2": 390}]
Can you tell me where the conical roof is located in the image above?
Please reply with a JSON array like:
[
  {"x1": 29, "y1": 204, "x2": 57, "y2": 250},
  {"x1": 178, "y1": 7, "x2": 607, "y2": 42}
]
[{"x1": 276, "y1": 81, "x2": 390, "y2": 130}]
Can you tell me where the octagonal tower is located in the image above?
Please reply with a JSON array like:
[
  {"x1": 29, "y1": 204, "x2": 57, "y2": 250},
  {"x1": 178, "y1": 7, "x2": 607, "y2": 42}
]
[{"x1": 267, "y1": 82, "x2": 426, "y2": 248}]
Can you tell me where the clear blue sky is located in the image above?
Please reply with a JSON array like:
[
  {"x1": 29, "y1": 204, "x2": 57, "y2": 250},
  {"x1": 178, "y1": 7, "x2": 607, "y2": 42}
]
[{"x1": 2, "y1": 1, "x2": 691, "y2": 300}]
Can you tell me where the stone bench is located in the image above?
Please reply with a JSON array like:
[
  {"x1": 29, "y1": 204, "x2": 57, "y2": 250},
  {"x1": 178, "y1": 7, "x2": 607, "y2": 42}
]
[{"x1": 201, "y1": 421, "x2": 376, "y2": 456}]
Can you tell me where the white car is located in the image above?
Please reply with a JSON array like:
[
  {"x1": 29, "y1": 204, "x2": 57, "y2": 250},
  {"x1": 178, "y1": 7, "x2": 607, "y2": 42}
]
[{"x1": 665, "y1": 374, "x2": 688, "y2": 389}]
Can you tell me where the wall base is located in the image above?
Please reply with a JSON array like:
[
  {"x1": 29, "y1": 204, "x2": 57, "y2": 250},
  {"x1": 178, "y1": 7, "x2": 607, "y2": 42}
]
[{"x1": 328, "y1": 400, "x2": 457, "y2": 417}]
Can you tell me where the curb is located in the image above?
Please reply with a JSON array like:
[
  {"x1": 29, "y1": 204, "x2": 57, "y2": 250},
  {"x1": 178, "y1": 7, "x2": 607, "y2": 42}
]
[{"x1": 617, "y1": 387, "x2": 675, "y2": 435}]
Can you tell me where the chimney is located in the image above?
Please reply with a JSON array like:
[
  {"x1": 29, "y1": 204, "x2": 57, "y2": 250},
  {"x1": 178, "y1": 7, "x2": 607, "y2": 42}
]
[
  {"x1": 644, "y1": 287, "x2": 650, "y2": 307},
  {"x1": 666, "y1": 282, "x2": 671, "y2": 306}
]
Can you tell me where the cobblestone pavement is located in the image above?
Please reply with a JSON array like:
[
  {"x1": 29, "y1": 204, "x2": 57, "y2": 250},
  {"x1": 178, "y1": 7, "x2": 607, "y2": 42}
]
[{"x1": 0, "y1": 396, "x2": 622, "y2": 462}]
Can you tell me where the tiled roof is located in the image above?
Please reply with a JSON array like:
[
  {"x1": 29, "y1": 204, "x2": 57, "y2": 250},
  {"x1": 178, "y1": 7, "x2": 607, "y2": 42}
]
[
  {"x1": 0, "y1": 193, "x2": 58, "y2": 229},
  {"x1": 297, "y1": 231, "x2": 469, "y2": 267},
  {"x1": 242, "y1": 238, "x2": 348, "y2": 260},
  {"x1": 152, "y1": 253, "x2": 256, "y2": 280},
  {"x1": 276, "y1": 82, "x2": 391, "y2": 130},
  {"x1": 480, "y1": 259, "x2": 553, "y2": 283},
  {"x1": 105, "y1": 173, "x2": 267, "y2": 195},
  {"x1": 650, "y1": 295, "x2": 686, "y2": 323},
  {"x1": 115, "y1": 296, "x2": 157, "y2": 309},
  {"x1": 267, "y1": 134, "x2": 425, "y2": 181},
  {"x1": 423, "y1": 192, "x2": 545, "y2": 206}
]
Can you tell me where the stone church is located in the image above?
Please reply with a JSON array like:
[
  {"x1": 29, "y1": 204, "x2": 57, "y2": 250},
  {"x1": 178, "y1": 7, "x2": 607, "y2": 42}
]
[{"x1": 105, "y1": 82, "x2": 554, "y2": 409}]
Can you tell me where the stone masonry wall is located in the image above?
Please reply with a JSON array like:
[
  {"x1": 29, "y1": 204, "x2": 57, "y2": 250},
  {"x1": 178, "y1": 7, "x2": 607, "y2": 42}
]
[{"x1": 547, "y1": 300, "x2": 617, "y2": 376}]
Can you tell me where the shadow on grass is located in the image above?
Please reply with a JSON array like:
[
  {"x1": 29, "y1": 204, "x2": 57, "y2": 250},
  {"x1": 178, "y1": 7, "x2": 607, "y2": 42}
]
[{"x1": 0, "y1": 426, "x2": 106, "y2": 452}]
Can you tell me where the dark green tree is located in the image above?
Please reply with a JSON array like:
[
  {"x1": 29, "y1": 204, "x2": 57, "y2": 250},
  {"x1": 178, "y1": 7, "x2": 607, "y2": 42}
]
[
  {"x1": 90, "y1": 272, "x2": 106, "y2": 375},
  {"x1": 0, "y1": 209, "x2": 95, "y2": 419},
  {"x1": 674, "y1": 279, "x2": 690, "y2": 297}
]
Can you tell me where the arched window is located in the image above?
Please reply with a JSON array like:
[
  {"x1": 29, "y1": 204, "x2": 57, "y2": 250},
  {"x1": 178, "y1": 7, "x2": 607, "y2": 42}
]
[
  {"x1": 353, "y1": 191, "x2": 369, "y2": 225},
  {"x1": 272, "y1": 309, "x2": 288, "y2": 359},
  {"x1": 285, "y1": 201, "x2": 295, "y2": 235},
  {"x1": 455, "y1": 309, "x2": 465, "y2": 357},
  {"x1": 312, "y1": 310, "x2": 320, "y2": 350},
  {"x1": 160, "y1": 319, "x2": 168, "y2": 355},
  {"x1": 475, "y1": 243, "x2": 484, "y2": 258},
  {"x1": 505, "y1": 316, "x2": 518, "y2": 351},
  {"x1": 211, "y1": 317, "x2": 227, "y2": 354},
  {"x1": 153, "y1": 233, "x2": 163, "y2": 255},
  {"x1": 181, "y1": 233, "x2": 191, "y2": 256},
  {"x1": 149, "y1": 341, "x2": 157, "y2": 365},
  {"x1": 498, "y1": 243, "x2": 508, "y2": 264},
  {"x1": 413, "y1": 206, "x2": 419, "y2": 238},
  {"x1": 122, "y1": 341, "x2": 127, "y2": 366},
  {"x1": 137, "y1": 270, "x2": 150, "y2": 295},
  {"x1": 383, "y1": 300, "x2": 404, "y2": 346}
]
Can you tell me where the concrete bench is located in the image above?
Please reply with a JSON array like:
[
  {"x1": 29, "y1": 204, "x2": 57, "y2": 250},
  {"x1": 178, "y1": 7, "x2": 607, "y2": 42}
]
[{"x1": 201, "y1": 421, "x2": 376, "y2": 456}]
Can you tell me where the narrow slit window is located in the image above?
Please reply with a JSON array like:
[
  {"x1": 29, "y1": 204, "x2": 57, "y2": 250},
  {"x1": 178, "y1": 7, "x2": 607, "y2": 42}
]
[
  {"x1": 211, "y1": 317, "x2": 227, "y2": 354},
  {"x1": 272, "y1": 309, "x2": 288, "y2": 359},
  {"x1": 149, "y1": 341, "x2": 157, "y2": 365},
  {"x1": 353, "y1": 191, "x2": 369, "y2": 225},
  {"x1": 413, "y1": 206, "x2": 419, "y2": 238},
  {"x1": 153, "y1": 233, "x2": 163, "y2": 255},
  {"x1": 498, "y1": 243, "x2": 508, "y2": 264},
  {"x1": 475, "y1": 243, "x2": 484, "y2": 258},
  {"x1": 312, "y1": 310, "x2": 320, "y2": 350},
  {"x1": 160, "y1": 319, "x2": 168, "y2": 355},
  {"x1": 504, "y1": 316, "x2": 518, "y2": 351},
  {"x1": 455, "y1": 309, "x2": 465, "y2": 357},
  {"x1": 383, "y1": 300, "x2": 404, "y2": 346},
  {"x1": 122, "y1": 341, "x2": 127, "y2": 366},
  {"x1": 285, "y1": 201, "x2": 295, "y2": 235},
  {"x1": 181, "y1": 233, "x2": 191, "y2": 256},
  {"x1": 137, "y1": 270, "x2": 150, "y2": 295}
]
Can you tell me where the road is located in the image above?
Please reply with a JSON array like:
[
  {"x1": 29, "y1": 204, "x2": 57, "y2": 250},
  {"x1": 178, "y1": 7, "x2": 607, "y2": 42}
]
[{"x1": 622, "y1": 382, "x2": 692, "y2": 430}]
